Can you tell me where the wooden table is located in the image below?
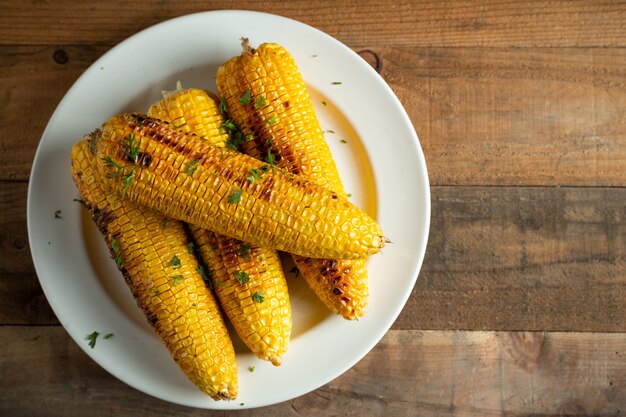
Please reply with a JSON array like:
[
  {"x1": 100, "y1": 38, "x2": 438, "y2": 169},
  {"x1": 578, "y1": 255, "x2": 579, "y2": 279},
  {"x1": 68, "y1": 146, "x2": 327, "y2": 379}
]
[{"x1": 2, "y1": 1, "x2": 625, "y2": 415}]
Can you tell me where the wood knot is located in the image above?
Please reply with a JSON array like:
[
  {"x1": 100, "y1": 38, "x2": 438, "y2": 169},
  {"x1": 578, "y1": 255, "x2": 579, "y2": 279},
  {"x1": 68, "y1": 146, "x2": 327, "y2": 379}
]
[
  {"x1": 53, "y1": 48, "x2": 69, "y2": 65},
  {"x1": 357, "y1": 49, "x2": 382, "y2": 73},
  {"x1": 505, "y1": 331, "x2": 545, "y2": 371}
]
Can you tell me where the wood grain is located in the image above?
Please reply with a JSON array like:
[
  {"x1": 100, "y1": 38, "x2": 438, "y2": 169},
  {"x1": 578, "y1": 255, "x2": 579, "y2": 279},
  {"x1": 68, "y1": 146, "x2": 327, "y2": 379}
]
[
  {"x1": 1, "y1": 1, "x2": 625, "y2": 48},
  {"x1": 2, "y1": 45, "x2": 626, "y2": 185},
  {"x1": 7, "y1": 182, "x2": 625, "y2": 331},
  {"x1": 1, "y1": 327, "x2": 625, "y2": 416}
]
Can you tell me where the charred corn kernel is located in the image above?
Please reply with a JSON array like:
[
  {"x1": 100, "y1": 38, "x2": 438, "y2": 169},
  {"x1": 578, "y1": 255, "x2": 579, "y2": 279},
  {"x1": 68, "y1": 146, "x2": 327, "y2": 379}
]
[
  {"x1": 150, "y1": 90, "x2": 291, "y2": 364},
  {"x1": 190, "y1": 226, "x2": 291, "y2": 365},
  {"x1": 90, "y1": 113, "x2": 384, "y2": 260},
  {"x1": 147, "y1": 88, "x2": 229, "y2": 147},
  {"x1": 70, "y1": 140, "x2": 238, "y2": 400},
  {"x1": 216, "y1": 41, "x2": 369, "y2": 319}
]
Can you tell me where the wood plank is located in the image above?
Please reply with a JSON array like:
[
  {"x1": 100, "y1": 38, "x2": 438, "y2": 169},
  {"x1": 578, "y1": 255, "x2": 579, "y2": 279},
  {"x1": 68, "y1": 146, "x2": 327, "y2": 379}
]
[
  {"x1": 0, "y1": 45, "x2": 109, "y2": 180},
  {"x1": 3, "y1": 45, "x2": 625, "y2": 185},
  {"x1": 387, "y1": 46, "x2": 626, "y2": 186},
  {"x1": 4, "y1": 182, "x2": 625, "y2": 331},
  {"x1": 396, "y1": 186, "x2": 626, "y2": 332},
  {"x1": 1, "y1": 327, "x2": 625, "y2": 416},
  {"x1": 1, "y1": 1, "x2": 625, "y2": 48}
]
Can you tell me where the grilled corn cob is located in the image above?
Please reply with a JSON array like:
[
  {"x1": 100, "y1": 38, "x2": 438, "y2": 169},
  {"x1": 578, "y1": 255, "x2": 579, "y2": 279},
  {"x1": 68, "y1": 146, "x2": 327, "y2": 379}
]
[
  {"x1": 70, "y1": 139, "x2": 238, "y2": 400},
  {"x1": 216, "y1": 41, "x2": 369, "y2": 319},
  {"x1": 148, "y1": 89, "x2": 291, "y2": 365},
  {"x1": 90, "y1": 113, "x2": 384, "y2": 260},
  {"x1": 190, "y1": 226, "x2": 291, "y2": 365}
]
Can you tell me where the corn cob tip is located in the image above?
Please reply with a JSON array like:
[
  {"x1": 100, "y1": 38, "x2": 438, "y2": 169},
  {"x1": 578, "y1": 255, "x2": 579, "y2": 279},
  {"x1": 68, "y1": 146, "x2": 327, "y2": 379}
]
[{"x1": 240, "y1": 37, "x2": 252, "y2": 53}]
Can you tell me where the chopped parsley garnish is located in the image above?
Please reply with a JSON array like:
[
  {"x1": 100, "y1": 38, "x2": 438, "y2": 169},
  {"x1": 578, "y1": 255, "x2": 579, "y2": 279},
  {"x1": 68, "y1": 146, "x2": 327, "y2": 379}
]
[
  {"x1": 252, "y1": 291, "x2": 265, "y2": 303},
  {"x1": 346, "y1": 193, "x2": 352, "y2": 198},
  {"x1": 121, "y1": 133, "x2": 141, "y2": 163},
  {"x1": 331, "y1": 81, "x2": 342, "y2": 85},
  {"x1": 101, "y1": 152, "x2": 141, "y2": 191},
  {"x1": 325, "y1": 130, "x2": 335, "y2": 134},
  {"x1": 248, "y1": 366, "x2": 255, "y2": 372},
  {"x1": 289, "y1": 266, "x2": 300, "y2": 279},
  {"x1": 246, "y1": 168, "x2": 264, "y2": 183},
  {"x1": 103, "y1": 333, "x2": 114, "y2": 340},
  {"x1": 265, "y1": 150, "x2": 276, "y2": 165},
  {"x1": 239, "y1": 89, "x2": 252, "y2": 105},
  {"x1": 235, "y1": 271, "x2": 250, "y2": 284},
  {"x1": 187, "y1": 241, "x2": 195, "y2": 254},
  {"x1": 160, "y1": 217, "x2": 168, "y2": 230},
  {"x1": 247, "y1": 134, "x2": 255, "y2": 142},
  {"x1": 221, "y1": 119, "x2": 238, "y2": 132},
  {"x1": 227, "y1": 189, "x2": 243, "y2": 204},
  {"x1": 184, "y1": 159, "x2": 200, "y2": 174},
  {"x1": 266, "y1": 115, "x2": 278, "y2": 126},
  {"x1": 196, "y1": 265, "x2": 212, "y2": 287},
  {"x1": 322, "y1": 101, "x2": 327, "y2": 106},
  {"x1": 255, "y1": 96, "x2": 266, "y2": 109},
  {"x1": 172, "y1": 120, "x2": 179, "y2": 129},
  {"x1": 239, "y1": 243, "x2": 251, "y2": 259},
  {"x1": 226, "y1": 130, "x2": 246, "y2": 150},
  {"x1": 73, "y1": 198, "x2": 87, "y2": 207},
  {"x1": 340, "y1": 139, "x2": 347, "y2": 144},
  {"x1": 54, "y1": 209, "x2": 62, "y2": 219},
  {"x1": 170, "y1": 255, "x2": 181, "y2": 269},
  {"x1": 171, "y1": 275, "x2": 185, "y2": 286},
  {"x1": 111, "y1": 238, "x2": 122, "y2": 268},
  {"x1": 311, "y1": 54, "x2": 318, "y2": 58},
  {"x1": 85, "y1": 331, "x2": 99, "y2": 349},
  {"x1": 266, "y1": 136, "x2": 275, "y2": 146},
  {"x1": 218, "y1": 96, "x2": 228, "y2": 114}
]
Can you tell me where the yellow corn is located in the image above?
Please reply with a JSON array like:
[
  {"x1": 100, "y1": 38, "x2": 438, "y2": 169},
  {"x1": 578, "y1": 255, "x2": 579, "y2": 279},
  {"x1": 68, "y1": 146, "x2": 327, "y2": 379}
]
[
  {"x1": 148, "y1": 89, "x2": 291, "y2": 365},
  {"x1": 216, "y1": 41, "x2": 369, "y2": 319},
  {"x1": 70, "y1": 139, "x2": 238, "y2": 400},
  {"x1": 147, "y1": 87, "x2": 229, "y2": 146},
  {"x1": 90, "y1": 113, "x2": 385, "y2": 260},
  {"x1": 190, "y1": 226, "x2": 291, "y2": 365}
]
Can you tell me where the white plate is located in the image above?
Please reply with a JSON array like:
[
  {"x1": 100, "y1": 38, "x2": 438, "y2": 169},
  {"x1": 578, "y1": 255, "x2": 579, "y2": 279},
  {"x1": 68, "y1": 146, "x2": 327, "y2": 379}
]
[{"x1": 27, "y1": 10, "x2": 430, "y2": 409}]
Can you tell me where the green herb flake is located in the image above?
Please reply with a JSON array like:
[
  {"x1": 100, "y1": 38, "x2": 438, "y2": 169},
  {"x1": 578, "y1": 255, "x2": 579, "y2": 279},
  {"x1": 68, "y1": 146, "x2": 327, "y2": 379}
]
[
  {"x1": 340, "y1": 139, "x2": 348, "y2": 144},
  {"x1": 325, "y1": 130, "x2": 335, "y2": 134},
  {"x1": 111, "y1": 238, "x2": 123, "y2": 268},
  {"x1": 196, "y1": 265, "x2": 212, "y2": 288},
  {"x1": 322, "y1": 101, "x2": 327, "y2": 106},
  {"x1": 160, "y1": 217, "x2": 168, "y2": 230},
  {"x1": 265, "y1": 150, "x2": 276, "y2": 166},
  {"x1": 252, "y1": 291, "x2": 265, "y2": 303},
  {"x1": 346, "y1": 193, "x2": 352, "y2": 198},
  {"x1": 227, "y1": 189, "x2": 243, "y2": 204},
  {"x1": 311, "y1": 54, "x2": 318, "y2": 58},
  {"x1": 248, "y1": 366, "x2": 255, "y2": 372},
  {"x1": 85, "y1": 331, "x2": 100, "y2": 349},
  {"x1": 247, "y1": 134, "x2": 255, "y2": 142},
  {"x1": 187, "y1": 241, "x2": 195, "y2": 254},
  {"x1": 54, "y1": 209, "x2": 62, "y2": 219},
  {"x1": 103, "y1": 333, "x2": 114, "y2": 340},
  {"x1": 239, "y1": 89, "x2": 252, "y2": 105},
  {"x1": 184, "y1": 159, "x2": 201, "y2": 174},
  {"x1": 221, "y1": 119, "x2": 238, "y2": 132},
  {"x1": 331, "y1": 81, "x2": 342, "y2": 85},
  {"x1": 170, "y1": 255, "x2": 182, "y2": 269},
  {"x1": 226, "y1": 130, "x2": 246, "y2": 151},
  {"x1": 235, "y1": 271, "x2": 250, "y2": 284},
  {"x1": 121, "y1": 133, "x2": 141, "y2": 163},
  {"x1": 73, "y1": 198, "x2": 87, "y2": 207},
  {"x1": 218, "y1": 96, "x2": 228, "y2": 114},
  {"x1": 266, "y1": 115, "x2": 278, "y2": 126},
  {"x1": 289, "y1": 266, "x2": 300, "y2": 279},
  {"x1": 239, "y1": 243, "x2": 251, "y2": 259},
  {"x1": 255, "y1": 95, "x2": 266, "y2": 109},
  {"x1": 171, "y1": 275, "x2": 185, "y2": 286}
]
